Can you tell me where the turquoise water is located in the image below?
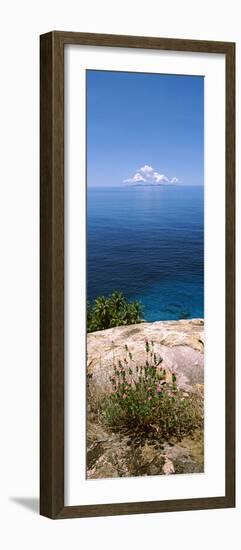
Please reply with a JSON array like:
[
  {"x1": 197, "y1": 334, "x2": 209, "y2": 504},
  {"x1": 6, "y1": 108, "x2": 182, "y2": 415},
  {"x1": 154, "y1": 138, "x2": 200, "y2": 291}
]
[{"x1": 87, "y1": 185, "x2": 204, "y2": 321}]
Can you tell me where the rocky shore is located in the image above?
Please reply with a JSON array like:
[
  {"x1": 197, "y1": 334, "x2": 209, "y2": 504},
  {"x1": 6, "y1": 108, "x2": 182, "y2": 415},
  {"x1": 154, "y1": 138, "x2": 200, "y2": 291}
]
[{"x1": 87, "y1": 319, "x2": 204, "y2": 479}]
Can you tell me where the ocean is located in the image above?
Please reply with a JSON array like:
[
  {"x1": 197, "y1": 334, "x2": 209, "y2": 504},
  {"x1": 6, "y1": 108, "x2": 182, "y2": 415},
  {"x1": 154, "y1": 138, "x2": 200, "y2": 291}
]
[{"x1": 87, "y1": 185, "x2": 204, "y2": 322}]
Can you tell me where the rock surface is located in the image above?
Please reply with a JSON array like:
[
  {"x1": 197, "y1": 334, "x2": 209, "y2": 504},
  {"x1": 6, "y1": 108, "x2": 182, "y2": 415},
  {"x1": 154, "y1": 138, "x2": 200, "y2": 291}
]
[
  {"x1": 87, "y1": 319, "x2": 204, "y2": 479},
  {"x1": 87, "y1": 422, "x2": 204, "y2": 479},
  {"x1": 87, "y1": 319, "x2": 204, "y2": 395}
]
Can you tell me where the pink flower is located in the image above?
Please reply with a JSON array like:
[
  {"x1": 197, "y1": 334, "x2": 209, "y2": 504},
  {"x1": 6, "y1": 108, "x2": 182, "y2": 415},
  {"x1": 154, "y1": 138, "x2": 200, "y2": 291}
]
[
  {"x1": 148, "y1": 396, "x2": 152, "y2": 401},
  {"x1": 122, "y1": 394, "x2": 127, "y2": 399},
  {"x1": 147, "y1": 387, "x2": 152, "y2": 391},
  {"x1": 157, "y1": 385, "x2": 162, "y2": 393}
]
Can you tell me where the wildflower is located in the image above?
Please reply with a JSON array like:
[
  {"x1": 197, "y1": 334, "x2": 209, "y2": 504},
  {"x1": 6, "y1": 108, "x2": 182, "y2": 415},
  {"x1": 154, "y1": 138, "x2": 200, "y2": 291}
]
[
  {"x1": 157, "y1": 385, "x2": 162, "y2": 393},
  {"x1": 122, "y1": 394, "x2": 127, "y2": 399},
  {"x1": 148, "y1": 396, "x2": 152, "y2": 401},
  {"x1": 147, "y1": 387, "x2": 152, "y2": 391}
]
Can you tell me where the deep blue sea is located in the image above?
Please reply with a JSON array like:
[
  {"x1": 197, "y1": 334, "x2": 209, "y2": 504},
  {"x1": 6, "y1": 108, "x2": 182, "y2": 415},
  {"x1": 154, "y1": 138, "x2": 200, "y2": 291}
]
[{"x1": 87, "y1": 186, "x2": 204, "y2": 322}]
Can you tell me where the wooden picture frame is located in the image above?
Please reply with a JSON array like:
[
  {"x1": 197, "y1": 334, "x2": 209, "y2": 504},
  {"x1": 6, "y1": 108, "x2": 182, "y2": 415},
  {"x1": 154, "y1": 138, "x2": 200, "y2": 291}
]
[{"x1": 40, "y1": 31, "x2": 235, "y2": 519}]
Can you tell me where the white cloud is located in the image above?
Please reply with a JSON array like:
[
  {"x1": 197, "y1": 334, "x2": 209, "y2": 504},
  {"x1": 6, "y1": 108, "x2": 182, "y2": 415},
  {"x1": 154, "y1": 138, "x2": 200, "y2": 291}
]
[
  {"x1": 124, "y1": 172, "x2": 146, "y2": 183},
  {"x1": 123, "y1": 165, "x2": 179, "y2": 185},
  {"x1": 153, "y1": 172, "x2": 168, "y2": 183},
  {"x1": 140, "y1": 165, "x2": 154, "y2": 174}
]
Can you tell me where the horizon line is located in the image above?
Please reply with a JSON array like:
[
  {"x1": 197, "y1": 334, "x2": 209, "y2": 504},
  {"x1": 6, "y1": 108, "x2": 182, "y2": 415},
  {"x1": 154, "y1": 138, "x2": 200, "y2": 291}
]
[{"x1": 87, "y1": 183, "x2": 204, "y2": 188}]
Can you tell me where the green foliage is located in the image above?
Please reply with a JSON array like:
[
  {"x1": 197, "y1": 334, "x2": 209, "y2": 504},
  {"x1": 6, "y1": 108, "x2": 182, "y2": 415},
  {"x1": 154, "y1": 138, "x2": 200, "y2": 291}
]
[
  {"x1": 87, "y1": 291, "x2": 143, "y2": 333},
  {"x1": 102, "y1": 341, "x2": 203, "y2": 440}
]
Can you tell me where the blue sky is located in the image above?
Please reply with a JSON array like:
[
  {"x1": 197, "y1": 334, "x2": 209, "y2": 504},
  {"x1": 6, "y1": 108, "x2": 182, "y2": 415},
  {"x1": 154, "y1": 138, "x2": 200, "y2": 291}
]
[{"x1": 87, "y1": 70, "x2": 204, "y2": 187}]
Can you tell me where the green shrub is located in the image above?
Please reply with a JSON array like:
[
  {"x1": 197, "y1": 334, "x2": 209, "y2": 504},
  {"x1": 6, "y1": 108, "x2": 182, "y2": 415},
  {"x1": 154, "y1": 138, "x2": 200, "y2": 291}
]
[
  {"x1": 87, "y1": 291, "x2": 143, "y2": 333},
  {"x1": 102, "y1": 341, "x2": 203, "y2": 440}
]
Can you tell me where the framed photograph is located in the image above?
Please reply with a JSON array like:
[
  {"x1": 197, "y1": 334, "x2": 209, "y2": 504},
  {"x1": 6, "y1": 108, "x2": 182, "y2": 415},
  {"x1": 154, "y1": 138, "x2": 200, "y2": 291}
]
[{"x1": 40, "y1": 31, "x2": 235, "y2": 519}]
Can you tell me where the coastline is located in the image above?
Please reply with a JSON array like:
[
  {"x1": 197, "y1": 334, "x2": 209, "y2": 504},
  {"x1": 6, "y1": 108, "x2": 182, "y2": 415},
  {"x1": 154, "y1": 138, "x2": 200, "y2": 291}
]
[{"x1": 87, "y1": 318, "x2": 204, "y2": 479}]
